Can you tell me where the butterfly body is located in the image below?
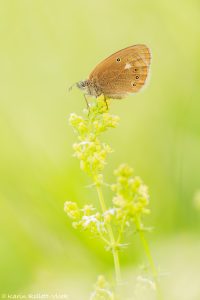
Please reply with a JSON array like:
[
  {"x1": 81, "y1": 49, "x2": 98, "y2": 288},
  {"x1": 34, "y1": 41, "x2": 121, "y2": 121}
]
[{"x1": 76, "y1": 44, "x2": 151, "y2": 100}]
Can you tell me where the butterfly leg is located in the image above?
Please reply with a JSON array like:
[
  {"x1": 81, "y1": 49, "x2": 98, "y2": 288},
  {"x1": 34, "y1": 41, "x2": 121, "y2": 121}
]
[
  {"x1": 84, "y1": 94, "x2": 90, "y2": 113},
  {"x1": 103, "y1": 95, "x2": 109, "y2": 111}
]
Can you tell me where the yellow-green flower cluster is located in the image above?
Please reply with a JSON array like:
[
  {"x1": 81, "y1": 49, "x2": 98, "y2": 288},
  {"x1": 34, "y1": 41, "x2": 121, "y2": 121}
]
[
  {"x1": 90, "y1": 275, "x2": 115, "y2": 300},
  {"x1": 69, "y1": 97, "x2": 119, "y2": 180},
  {"x1": 111, "y1": 164, "x2": 150, "y2": 223},
  {"x1": 64, "y1": 201, "x2": 106, "y2": 234}
]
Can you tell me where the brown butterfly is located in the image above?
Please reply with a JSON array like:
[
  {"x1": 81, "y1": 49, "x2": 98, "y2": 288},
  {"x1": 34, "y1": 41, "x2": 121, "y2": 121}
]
[{"x1": 73, "y1": 44, "x2": 151, "y2": 103}]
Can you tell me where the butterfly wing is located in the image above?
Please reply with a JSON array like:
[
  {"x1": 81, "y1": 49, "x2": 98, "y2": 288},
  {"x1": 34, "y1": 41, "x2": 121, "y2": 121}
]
[{"x1": 89, "y1": 44, "x2": 151, "y2": 99}]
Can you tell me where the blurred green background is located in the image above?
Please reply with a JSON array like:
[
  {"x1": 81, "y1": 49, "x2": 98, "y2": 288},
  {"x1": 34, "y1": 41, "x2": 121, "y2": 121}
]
[{"x1": 0, "y1": 0, "x2": 200, "y2": 299}]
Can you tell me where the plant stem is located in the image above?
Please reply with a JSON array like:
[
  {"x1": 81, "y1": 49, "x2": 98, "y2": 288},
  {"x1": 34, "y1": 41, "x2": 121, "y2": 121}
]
[
  {"x1": 96, "y1": 184, "x2": 121, "y2": 284},
  {"x1": 117, "y1": 216, "x2": 126, "y2": 244},
  {"x1": 135, "y1": 218, "x2": 163, "y2": 300}
]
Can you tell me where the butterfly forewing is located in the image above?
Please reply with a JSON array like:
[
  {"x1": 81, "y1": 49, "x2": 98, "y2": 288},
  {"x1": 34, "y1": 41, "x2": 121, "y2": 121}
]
[{"x1": 89, "y1": 44, "x2": 151, "y2": 99}]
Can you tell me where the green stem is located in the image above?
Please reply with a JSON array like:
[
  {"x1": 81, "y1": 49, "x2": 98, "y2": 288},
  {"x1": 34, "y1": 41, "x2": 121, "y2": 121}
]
[
  {"x1": 135, "y1": 218, "x2": 163, "y2": 300},
  {"x1": 96, "y1": 184, "x2": 121, "y2": 284},
  {"x1": 117, "y1": 216, "x2": 126, "y2": 244}
]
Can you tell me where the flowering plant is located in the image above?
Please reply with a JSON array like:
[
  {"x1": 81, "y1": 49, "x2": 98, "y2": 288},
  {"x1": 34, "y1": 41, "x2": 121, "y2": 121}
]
[{"x1": 65, "y1": 96, "x2": 162, "y2": 299}]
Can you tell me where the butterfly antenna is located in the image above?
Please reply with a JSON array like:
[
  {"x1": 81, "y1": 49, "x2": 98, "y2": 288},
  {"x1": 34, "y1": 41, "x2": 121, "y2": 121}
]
[{"x1": 68, "y1": 82, "x2": 77, "y2": 93}]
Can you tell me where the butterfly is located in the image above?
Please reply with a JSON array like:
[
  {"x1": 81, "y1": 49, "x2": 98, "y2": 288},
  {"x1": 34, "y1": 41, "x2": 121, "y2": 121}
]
[{"x1": 71, "y1": 44, "x2": 151, "y2": 106}]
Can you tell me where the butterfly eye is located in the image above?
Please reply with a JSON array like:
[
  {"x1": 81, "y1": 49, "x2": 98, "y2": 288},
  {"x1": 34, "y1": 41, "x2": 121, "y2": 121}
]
[
  {"x1": 116, "y1": 57, "x2": 121, "y2": 62},
  {"x1": 135, "y1": 75, "x2": 139, "y2": 79},
  {"x1": 132, "y1": 82, "x2": 136, "y2": 87},
  {"x1": 134, "y1": 68, "x2": 137, "y2": 72}
]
